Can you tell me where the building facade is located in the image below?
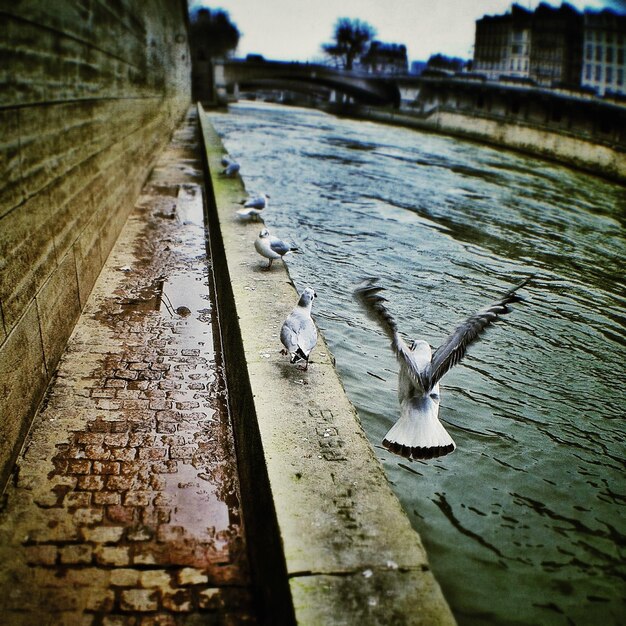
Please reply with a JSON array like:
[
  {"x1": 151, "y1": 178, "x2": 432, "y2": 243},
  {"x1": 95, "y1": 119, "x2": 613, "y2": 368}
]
[
  {"x1": 473, "y1": 4, "x2": 532, "y2": 80},
  {"x1": 472, "y1": 2, "x2": 625, "y2": 95},
  {"x1": 529, "y1": 2, "x2": 582, "y2": 87},
  {"x1": 582, "y1": 9, "x2": 626, "y2": 96},
  {"x1": 359, "y1": 41, "x2": 408, "y2": 75}
]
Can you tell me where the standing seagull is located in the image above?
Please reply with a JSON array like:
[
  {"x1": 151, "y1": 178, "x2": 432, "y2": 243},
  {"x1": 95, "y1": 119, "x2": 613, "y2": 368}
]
[
  {"x1": 280, "y1": 287, "x2": 318, "y2": 370},
  {"x1": 254, "y1": 228, "x2": 298, "y2": 269},
  {"x1": 236, "y1": 193, "x2": 270, "y2": 221},
  {"x1": 354, "y1": 276, "x2": 532, "y2": 460},
  {"x1": 242, "y1": 192, "x2": 270, "y2": 210}
]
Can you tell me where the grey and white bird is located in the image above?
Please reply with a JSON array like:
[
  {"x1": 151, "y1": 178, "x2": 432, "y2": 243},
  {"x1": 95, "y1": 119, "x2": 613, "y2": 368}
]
[
  {"x1": 221, "y1": 155, "x2": 240, "y2": 177},
  {"x1": 254, "y1": 228, "x2": 298, "y2": 269},
  {"x1": 242, "y1": 192, "x2": 270, "y2": 210},
  {"x1": 236, "y1": 193, "x2": 270, "y2": 221},
  {"x1": 354, "y1": 276, "x2": 532, "y2": 460},
  {"x1": 280, "y1": 287, "x2": 318, "y2": 370}
]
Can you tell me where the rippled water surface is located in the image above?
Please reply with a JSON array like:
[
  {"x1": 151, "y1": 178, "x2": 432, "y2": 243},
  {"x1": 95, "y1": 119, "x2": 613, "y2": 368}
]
[{"x1": 209, "y1": 102, "x2": 625, "y2": 625}]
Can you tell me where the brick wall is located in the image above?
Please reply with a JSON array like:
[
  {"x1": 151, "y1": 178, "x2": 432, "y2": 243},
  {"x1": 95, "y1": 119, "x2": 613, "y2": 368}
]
[{"x1": 0, "y1": 0, "x2": 191, "y2": 490}]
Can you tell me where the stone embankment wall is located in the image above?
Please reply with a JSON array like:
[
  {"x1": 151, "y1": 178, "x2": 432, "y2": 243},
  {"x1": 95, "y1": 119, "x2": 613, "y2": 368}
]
[
  {"x1": 0, "y1": 1, "x2": 191, "y2": 490},
  {"x1": 433, "y1": 109, "x2": 626, "y2": 181},
  {"x1": 350, "y1": 106, "x2": 626, "y2": 183}
]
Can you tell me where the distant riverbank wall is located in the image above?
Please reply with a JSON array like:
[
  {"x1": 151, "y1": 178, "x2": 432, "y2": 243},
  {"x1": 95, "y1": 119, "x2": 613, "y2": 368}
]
[
  {"x1": 342, "y1": 76, "x2": 626, "y2": 183},
  {"x1": 0, "y1": 1, "x2": 191, "y2": 490}
]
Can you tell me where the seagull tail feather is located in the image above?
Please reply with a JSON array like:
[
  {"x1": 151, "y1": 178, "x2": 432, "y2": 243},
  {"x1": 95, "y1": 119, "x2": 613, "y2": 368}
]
[
  {"x1": 291, "y1": 347, "x2": 308, "y2": 364},
  {"x1": 383, "y1": 409, "x2": 456, "y2": 460}
]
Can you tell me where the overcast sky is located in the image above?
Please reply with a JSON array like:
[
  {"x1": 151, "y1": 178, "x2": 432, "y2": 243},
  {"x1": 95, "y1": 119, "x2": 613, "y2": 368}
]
[{"x1": 190, "y1": 0, "x2": 625, "y2": 62}]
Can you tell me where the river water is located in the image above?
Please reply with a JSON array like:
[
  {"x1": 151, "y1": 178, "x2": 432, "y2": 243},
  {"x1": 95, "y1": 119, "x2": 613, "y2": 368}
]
[{"x1": 208, "y1": 102, "x2": 625, "y2": 625}]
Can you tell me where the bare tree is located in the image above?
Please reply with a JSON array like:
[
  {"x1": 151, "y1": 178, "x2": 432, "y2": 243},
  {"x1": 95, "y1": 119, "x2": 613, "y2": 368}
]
[
  {"x1": 189, "y1": 7, "x2": 240, "y2": 60},
  {"x1": 322, "y1": 18, "x2": 377, "y2": 70}
]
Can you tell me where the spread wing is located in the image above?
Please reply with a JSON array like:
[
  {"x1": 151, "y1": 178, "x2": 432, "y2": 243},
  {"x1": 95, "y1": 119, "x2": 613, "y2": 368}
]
[
  {"x1": 354, "y1": 279, "x2": 428, "y2": 392},
  {"x1": 424, "y1": 275, "x2": 532, "y2": 389}
]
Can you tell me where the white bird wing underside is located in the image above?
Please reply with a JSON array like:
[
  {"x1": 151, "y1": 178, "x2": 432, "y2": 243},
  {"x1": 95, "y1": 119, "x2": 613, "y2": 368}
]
[
  {"x1": 427, "y1": 276, "x2": 531, "y2": 388},
  {"x1": 354, "y1": 281, "x2": 428, "y2": 392},
  {"x1": 355, "y1": 277, "x2": 531, "y2": 393}
]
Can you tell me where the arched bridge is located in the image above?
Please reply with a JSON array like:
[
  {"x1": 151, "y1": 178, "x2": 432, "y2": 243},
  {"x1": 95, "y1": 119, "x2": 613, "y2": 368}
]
[{"x1": 215, "y1": 59, "x2": 401, "y2": 107}]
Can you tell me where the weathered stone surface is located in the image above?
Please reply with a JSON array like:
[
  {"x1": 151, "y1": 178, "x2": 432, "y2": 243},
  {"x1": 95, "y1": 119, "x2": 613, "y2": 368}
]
[
  {"x1": 0, "y1": 302, "x2": 48, "y2": 473},
  {"x1": 36, "y1": 250, "x2": 81, "y2": 374},
  {"x1": 0, "y1": 191, "x2": 57, "y2": 332},
  {"x1": 0, "y1": 0, "x2": 192, "y2": 490},
  {"x1": 0, "y1": 108, "x2": 22, "y2": 217},
  {"x1": 290, "y1": 570, "x2": 456, "y2": 626}
]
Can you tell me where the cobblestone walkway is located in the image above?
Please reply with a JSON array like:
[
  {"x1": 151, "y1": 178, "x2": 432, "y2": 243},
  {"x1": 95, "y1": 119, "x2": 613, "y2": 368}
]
[{"x1": 0, "y1": 108, "x2": 256, "y2": 625}]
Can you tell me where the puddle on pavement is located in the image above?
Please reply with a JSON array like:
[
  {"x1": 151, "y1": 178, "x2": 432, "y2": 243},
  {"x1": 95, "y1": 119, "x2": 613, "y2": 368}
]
[
  {"x1": 175, "y1": 184, "x2": 205, "y2": 226},
  {"x1": 163, "y1": 462, "x2": 232, "y2": 546},
  {"x1": 77, "y1": 170, "x2": 243, "y2": 566}
]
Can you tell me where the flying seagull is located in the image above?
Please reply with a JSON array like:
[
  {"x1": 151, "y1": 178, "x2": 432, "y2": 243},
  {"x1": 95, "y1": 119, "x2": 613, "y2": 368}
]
[
  {"x1": 254, "y1": 228, "x2": 298, "y2": 269},
  {"x1": 280, "y1": 287, "x2": 318, "y2": 370},
  {"x1": 220, "y1": 155, "x2": 240, "y2": 177},
  {"x1": 354, "y1": 276, "x2": 532, "y2": 460},
  {"x1": 236, "y1": 193, "x2": 270, "y2": 221}
]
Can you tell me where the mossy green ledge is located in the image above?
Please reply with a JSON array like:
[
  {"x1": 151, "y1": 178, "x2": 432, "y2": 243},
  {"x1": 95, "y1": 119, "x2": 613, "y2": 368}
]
[{"x1": 198, "y1": 104, "x2": 456, "y2": 625}]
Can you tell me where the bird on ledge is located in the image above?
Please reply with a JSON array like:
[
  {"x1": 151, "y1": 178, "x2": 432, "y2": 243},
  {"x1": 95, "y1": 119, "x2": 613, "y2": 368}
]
[
  {"x1": 254, "y1": 228, "x2": 299, "y2": 269},
  {"x1": 280, "y1": 287, "x2": 318, "y2": 370}
]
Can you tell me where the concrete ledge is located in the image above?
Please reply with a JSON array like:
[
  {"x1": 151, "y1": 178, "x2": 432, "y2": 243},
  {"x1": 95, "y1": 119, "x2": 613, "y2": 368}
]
[{"x1": 198, "y1": 104, "x2": 455, "y2": 625}]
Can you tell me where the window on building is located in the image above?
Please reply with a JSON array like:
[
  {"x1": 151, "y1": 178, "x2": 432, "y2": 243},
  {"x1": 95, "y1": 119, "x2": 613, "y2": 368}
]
[
  {"x1": 618, "y1": 48, "x2": 624, "y2": 64},
  {"x1": 607, "y1": 67, "x2": 613, "y2": 83},
  {"x1": 596, "y1": 65, "x2": 602, "y2": 81},
  {"x1": 606, "y1": 47, "x2": 613, "y2": 63},
  {"x1": 596, "y1": 45, "x2": 602, "y2": 61},
  {"x1": 618, "y1": 69, "x2": 623, "y2": 85},
  {"x1": 586, "y1": 65, "x2": 592, "y2": 80},
  {"x1": 586, "y1": 43, "x2": 593, "y2": 60}
]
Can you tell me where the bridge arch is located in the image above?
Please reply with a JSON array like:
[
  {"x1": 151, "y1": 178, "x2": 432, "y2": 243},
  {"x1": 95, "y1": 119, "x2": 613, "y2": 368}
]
[{"x1": 216, "y1": 59, "x2": 401, "y2": 107}]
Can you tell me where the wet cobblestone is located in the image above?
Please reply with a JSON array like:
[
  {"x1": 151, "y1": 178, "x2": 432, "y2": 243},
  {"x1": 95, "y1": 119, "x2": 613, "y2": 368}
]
[{"x1": 0, "y1": 109, "x2": 256, "y2": 625}]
